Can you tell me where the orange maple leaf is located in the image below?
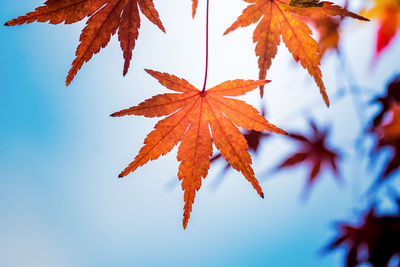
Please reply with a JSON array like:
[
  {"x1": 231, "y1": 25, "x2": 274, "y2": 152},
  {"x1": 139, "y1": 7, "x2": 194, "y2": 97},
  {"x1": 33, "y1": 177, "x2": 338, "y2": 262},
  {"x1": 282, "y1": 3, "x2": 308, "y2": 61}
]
[
  {"x1": 224, "y1": 0, "x2": 368, "y2": 103},
  {"x1": 362, "y1": 0, "x2": 400, "y2": 58},
  {"x1": 111, "y1": 69, "x2": 286, "y2": 229},
  {"x1": 5, "y1": 0, "x2": 165, "y2": 85},
  {"x1": 290, "y1": 1, "x2": 353, "y2": 58}
]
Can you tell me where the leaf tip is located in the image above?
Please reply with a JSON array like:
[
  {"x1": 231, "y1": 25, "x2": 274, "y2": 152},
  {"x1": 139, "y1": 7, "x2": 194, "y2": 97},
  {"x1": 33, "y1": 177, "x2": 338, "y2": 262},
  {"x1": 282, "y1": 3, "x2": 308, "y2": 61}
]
[
  {"x1": 359, "y1": 16, "x2": 370, "y2": 22},
  {"x1": 110, "y1": 112, "x2": 117, "y2": 117},
  {"x1": 118, "y1": 173, "x2": 125, "y2": 178},
  {"x1": 161, "y1": 26, "x2": 166, "y2": 34},
  {"x1": 223, "y1": 26, "x2": 234, "y2": 36},
  {"x1": 323, "y1": 96, "x2": 330, "y2": 107},
  {"x1": 183, "y1": 216, "x2": 190, "y2": 230},
  {"x1": 261, "y1": 192, "x2": 264, "y2": 199},
  {"x1": 260, "y1": 86, "x2": 265, "y2": 98},
  {"x1": 4, "y1": 21, "x2": 10, "y2": 26},
  {"x1": 144, "y1": 68, "x2": 158, "y2": 78}
]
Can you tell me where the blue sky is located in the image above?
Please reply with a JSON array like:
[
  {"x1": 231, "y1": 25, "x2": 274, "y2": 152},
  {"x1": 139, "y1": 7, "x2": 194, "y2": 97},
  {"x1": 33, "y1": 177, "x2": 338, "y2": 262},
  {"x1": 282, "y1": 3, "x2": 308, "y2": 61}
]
[{"x1": 1, "y1": 0, "x2": 400, "y2": 266}]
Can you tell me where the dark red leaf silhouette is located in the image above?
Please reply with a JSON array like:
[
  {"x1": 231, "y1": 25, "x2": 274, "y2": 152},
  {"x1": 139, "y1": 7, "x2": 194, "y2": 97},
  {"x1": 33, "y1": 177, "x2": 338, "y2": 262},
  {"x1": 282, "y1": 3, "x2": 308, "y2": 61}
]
[
  {"x1": 375, "y1": 104, "x2": 400, "y2": 181},
  {"x1": 370, "y1": 76, "x2": 400, "y2": 182},
  {"x1": 276, "y1": 121, "x2": 340, "y2": 188},
  {"x1": 328, "y1": 207, "x2": 400, "y2": 267},
  {"x1": 371, "y1": 76, "x2": 400, "y2": 129}
]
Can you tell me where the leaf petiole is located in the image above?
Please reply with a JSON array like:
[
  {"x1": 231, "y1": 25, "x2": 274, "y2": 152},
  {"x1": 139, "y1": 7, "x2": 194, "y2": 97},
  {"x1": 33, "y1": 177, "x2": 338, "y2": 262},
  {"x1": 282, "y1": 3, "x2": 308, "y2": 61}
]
[{"x1": 201, "y1": 0, "x2": 209, "y2": 94}]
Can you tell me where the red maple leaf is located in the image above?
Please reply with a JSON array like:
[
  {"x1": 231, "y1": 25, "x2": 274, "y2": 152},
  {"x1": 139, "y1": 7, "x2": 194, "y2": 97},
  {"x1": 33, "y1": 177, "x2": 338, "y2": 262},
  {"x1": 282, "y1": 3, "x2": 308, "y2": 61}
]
[
  {"x1": 374, "y1": 104, "x2": 400, "y2": 181},
  {"x1": 5, "y1": 0, "x2": 165, "y2": 85}
]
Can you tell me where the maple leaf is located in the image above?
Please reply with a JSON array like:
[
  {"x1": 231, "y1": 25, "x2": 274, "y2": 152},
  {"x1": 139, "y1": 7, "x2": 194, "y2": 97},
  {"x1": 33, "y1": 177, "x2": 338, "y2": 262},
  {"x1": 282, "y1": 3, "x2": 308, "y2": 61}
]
[
  {"x1": 369, "y1": 76, "x2": 400, "y2": 182},
  {"x1": 328, "y1": 207, "x2": 400, "y2": 267},
  {"x1": 224, "y1": 0, "x2": 368, "y2": 103},
  {"x1": 298, "y1": 1, "x2": 351, "y2": 58},
  {"x1": 374, "y1": 104, "x2": 400, "y2": 181},
  {"x1": 242, "y1": 128, "x2": 271, "y2": 153},
  {"x1": 371, "y1": 75, "x2": 400, "y2": 129},
  {"x1": 362, "y1": 0, "x2": 400, "y2": 58},
  {"x1": 111, "y1": 69, "x2": 286, "y2": 229},
  {"x1": 5, "y1": 0, "x2": 165, "y2": 85},
  {"x1": 276, "y1": 121, "x2": 340, "y2": 188}
]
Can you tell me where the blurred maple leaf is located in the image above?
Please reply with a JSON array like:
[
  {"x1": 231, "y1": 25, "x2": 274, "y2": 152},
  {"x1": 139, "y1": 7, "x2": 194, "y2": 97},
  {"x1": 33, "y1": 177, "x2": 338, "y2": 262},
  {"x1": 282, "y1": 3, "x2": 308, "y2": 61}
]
[
  {"x1": 224, "y1": 0, "x2": 368, "y2": 101},
  {"x1": 370, "y1": 76, "x2": 400, "y2": 182},
  {"x1": 111, "y1": 69, "x2": 286, "y2": 228},
  {"x1": 313, "y1": 16, "x2": 341, "y2": 57},
  {"x1": 328, "y1": 207, "x2": 400, "y2": 267},
  {"x1": 5, "y1": 0, "x2": 165, "y2": 85},
  {"x1": 276, "y1": 121, "x2": 340, "y2": 189},
  {"x1": 362, "y1": 0, "x2": 400, "y2": 59},
  {"x1": 374, "y1": 104, "x2": 400, "y2": 181},
  {"x1": 371, "y1": 76, "x2": 400, "y2": 129}
]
